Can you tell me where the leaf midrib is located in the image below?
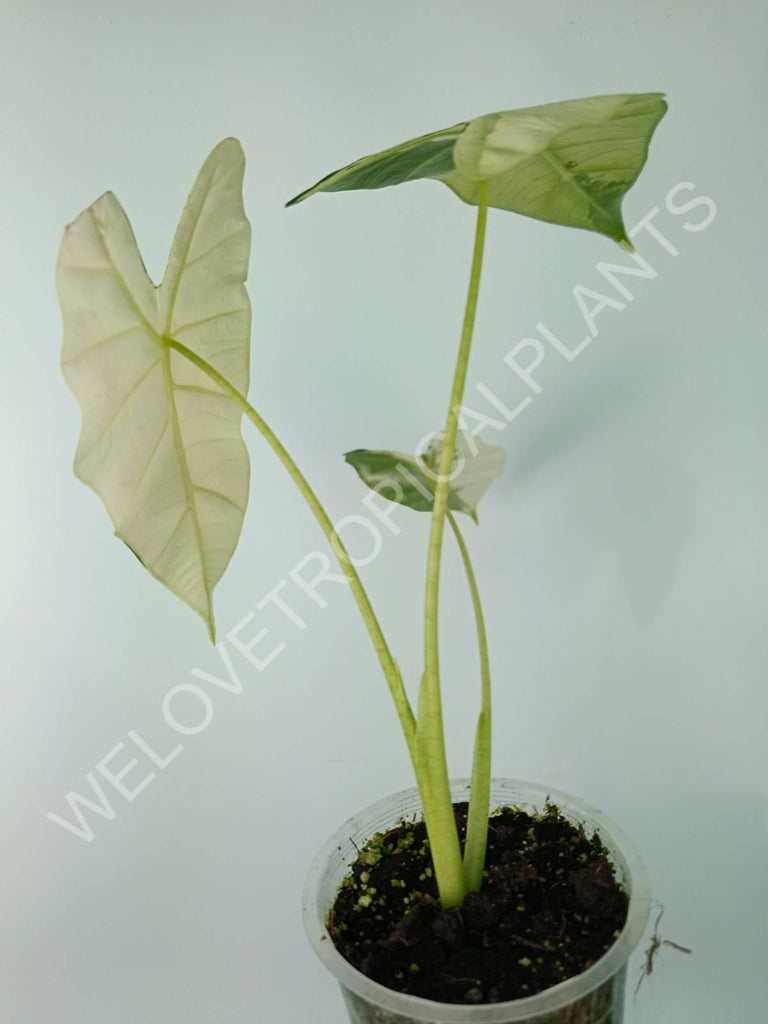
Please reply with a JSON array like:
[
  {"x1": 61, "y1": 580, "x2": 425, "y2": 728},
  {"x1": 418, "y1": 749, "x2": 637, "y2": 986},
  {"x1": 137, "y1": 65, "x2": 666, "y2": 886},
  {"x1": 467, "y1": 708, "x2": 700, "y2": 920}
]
[
  {"x1": 89, "y1": 204, "x2": 213, "y2": 633},
  {"x1": 540, "y1": 148, "x2": 619, "y2": 229},
  {"x1": 162, "y1": 160, "x2": 235, "y2": 336},
  {"x1": 161, "y1": 346, "x2": 213, "y2": 630}
]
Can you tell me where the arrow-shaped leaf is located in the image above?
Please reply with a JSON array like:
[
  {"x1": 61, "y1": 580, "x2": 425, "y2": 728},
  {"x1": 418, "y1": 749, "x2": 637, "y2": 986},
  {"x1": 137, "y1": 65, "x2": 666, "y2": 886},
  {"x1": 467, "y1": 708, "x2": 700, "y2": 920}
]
[
  {"x1": 345, "y1": 432, "x2": 505, "y2": 524},
  {"x1": 57, "y1": 139, "x2": 252, "y2": 641},
  {"x1": 288, "y1": 93, "x2": 667, "y2": 243}
]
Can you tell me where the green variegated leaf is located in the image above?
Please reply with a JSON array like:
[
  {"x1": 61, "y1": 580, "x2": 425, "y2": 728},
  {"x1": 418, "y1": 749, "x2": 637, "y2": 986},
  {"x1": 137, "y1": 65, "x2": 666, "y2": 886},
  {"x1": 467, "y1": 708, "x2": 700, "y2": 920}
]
[
  {"x1": 57, "y1": 139, "x2": 252, "y2": 641},
  {"x1": 288, "y1": 93, "x2": 667, "y2": 243},
  {"x1": 286, "y1": 123, "x2": 465, "y2": 206},
  {"x1": 345, "y1": 432, "x2": 505, "y2": 524}
]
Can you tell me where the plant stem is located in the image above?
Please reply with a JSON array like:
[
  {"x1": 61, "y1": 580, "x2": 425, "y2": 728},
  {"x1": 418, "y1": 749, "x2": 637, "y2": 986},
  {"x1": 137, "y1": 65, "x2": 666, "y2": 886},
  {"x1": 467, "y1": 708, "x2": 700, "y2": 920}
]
[
  {"x1": 417, "y1": 182, "x2": 489, "y2": 908},
  {"x1": 425, "y1": 180, "x2": 489, "y2": 677},
  {"x1": 165, "y1": 336, "x2": 416, "y2": 761},
  {"x1": 447, "y1": 511, "x2": 491, "y2": 892}
]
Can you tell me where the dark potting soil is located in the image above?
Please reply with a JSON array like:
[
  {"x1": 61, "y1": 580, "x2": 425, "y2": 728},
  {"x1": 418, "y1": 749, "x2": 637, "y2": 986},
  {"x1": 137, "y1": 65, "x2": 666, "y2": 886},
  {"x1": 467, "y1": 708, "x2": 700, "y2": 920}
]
[{"x1": 328, "y1": 801, "x2": 628, "y2": 1005}]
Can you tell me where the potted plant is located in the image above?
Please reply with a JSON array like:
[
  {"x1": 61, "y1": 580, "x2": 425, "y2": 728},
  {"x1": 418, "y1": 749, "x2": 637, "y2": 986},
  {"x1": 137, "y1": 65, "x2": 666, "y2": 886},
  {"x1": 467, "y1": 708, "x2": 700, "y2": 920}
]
[{"x1": 56, "y1": 92, "x2": 667, "y2": 1023}]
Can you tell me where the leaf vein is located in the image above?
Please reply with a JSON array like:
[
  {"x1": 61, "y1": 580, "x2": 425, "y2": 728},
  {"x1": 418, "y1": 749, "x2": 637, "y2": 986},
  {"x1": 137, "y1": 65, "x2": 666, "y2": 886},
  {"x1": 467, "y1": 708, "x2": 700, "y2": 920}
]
[
  {"x1": 78, "y1": 358, "x2": 161, "y2": 463},
  {"x1": 62, "y1": 324, "x2": 145, "y2": 366},
  {"x1": 161, "y1": 349, "x2": 213, "y2": 629},
  {"x1": 163, "y1": 158, "x2": 241, "y2": 336},
  {"x1": 122, "y1": 420, "x2": 171, "y2": 524},
  {"x1": 183, "y1": 227, "x2": 247, "y2": 270},
  {"x1": 173, "y1": 308, "x2": 245, "y2": 336},
  {"x1": 88, "y1": 207, "x2": 161, "y2": 344},
  {"x1": 154, "y1": 507, "x2": 189, "y2": 565},
  {"x1": 193, "y1": 485, "x2": 244, "y2": 513}
]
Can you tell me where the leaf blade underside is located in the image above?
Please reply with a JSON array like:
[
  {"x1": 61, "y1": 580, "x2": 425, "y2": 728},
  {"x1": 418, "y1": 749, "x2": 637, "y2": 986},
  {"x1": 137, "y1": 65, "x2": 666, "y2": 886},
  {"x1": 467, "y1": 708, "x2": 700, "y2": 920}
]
[{"x1": 58, "y1": 139, "x2": 252, "y2": 641}]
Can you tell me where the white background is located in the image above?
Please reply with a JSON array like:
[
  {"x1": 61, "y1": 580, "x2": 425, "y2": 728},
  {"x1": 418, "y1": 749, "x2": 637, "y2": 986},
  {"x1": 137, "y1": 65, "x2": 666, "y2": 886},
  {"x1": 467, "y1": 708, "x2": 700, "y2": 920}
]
[{"x1": 1, "y1": 2, "x2": 766, "y2": 1022}]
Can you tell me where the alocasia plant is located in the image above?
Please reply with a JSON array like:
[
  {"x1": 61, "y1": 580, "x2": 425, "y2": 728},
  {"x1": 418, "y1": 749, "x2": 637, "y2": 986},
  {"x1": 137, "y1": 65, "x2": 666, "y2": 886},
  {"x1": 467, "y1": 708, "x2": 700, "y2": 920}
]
[{"x1": 57, "y1": 93, "x2": 666, "y2": 913}]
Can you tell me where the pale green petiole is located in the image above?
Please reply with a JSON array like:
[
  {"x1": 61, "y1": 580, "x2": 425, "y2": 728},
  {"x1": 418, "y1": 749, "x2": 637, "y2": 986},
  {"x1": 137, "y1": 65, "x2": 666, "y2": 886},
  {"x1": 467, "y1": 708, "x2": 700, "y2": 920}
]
[
  {"x1": 418, "y1": 181, "x2": 489, "y2": 908},
  {"x1": 447, "y1": 510, "x2": 492, "y2": 893},
  {"x1": 165, "y1": 336, "x2": 417, "y2": 762}
]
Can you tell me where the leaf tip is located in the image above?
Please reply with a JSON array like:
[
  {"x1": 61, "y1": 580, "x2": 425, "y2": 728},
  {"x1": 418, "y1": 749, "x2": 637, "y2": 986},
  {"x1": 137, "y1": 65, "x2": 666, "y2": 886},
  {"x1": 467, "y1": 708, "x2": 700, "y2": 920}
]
[
  {"x1": 207, "y1": 617, "x2": 217, "y2": 645},
  {"x1": 214, "y1": 136, "x2": 246, "y2": 162},
  {"x1": 285, "y1": 183, "x2": 314, "y2": 207}
]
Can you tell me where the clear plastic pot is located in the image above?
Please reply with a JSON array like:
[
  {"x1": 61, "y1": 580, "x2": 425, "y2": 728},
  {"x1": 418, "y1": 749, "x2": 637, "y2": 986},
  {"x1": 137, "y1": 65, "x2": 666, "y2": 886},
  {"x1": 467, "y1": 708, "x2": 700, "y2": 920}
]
[{"x1": 303, "y1": 779, "x2": 651, "y2": 1024}]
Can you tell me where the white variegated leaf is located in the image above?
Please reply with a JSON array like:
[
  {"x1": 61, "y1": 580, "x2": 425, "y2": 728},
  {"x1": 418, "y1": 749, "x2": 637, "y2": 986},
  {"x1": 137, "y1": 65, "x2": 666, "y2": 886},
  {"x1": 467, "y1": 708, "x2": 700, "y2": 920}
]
[{"x1": 57, "y1": 139, "x2": 251, "y2": 640}]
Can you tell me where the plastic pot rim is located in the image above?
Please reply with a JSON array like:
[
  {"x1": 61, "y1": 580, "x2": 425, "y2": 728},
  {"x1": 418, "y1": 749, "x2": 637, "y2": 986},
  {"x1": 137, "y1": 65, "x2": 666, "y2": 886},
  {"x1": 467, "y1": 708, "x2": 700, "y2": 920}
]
[{"x1": 303, "y1": 778, "x2": 651, "y2": 1023}]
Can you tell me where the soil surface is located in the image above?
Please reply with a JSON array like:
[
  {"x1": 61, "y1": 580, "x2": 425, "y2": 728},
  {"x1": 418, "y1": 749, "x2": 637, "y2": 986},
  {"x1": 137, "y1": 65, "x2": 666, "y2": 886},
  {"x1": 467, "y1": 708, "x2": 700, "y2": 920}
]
[{"x1": 328, "y1": 801, "x2": 628, "y2": 1005}]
